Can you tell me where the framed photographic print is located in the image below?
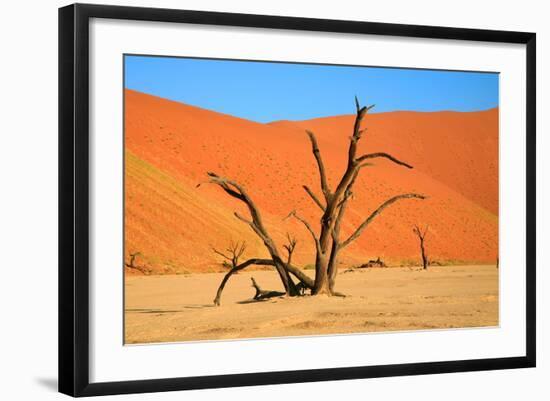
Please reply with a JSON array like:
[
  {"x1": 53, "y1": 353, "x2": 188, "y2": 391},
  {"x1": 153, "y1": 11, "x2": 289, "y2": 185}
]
[{"x1": 58, "y1": 3, "x2": 536, "y2": 397}]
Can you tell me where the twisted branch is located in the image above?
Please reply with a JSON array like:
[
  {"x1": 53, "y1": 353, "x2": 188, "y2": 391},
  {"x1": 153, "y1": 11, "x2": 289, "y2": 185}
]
[
  {"x1": 340, "y1": 193, "x2": 426, "y2": 249},
  {"x1": 303, "y1": 185, "x2": 325, "y2": 211},
  {"x1": 213, "y1": 258, "x2": 274, "y2": 306},
  {"x1": 306, "y1": 131, "x2": 331, "y2": 201},
  {"x1": 285, "y1": 210, "x2": 320, "y2": 251},
  {"x1": 355, "y1": 152, "x2": 413, "y2": 169}
]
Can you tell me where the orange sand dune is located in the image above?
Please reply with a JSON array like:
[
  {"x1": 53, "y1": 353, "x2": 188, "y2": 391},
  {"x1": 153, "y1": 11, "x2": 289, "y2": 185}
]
[
  {"x1": 272, "y1": 108, "x2": 499, "y2": 215},
  {"x1": 124, "y1": 89, "x2": 498, "y2": 274}
]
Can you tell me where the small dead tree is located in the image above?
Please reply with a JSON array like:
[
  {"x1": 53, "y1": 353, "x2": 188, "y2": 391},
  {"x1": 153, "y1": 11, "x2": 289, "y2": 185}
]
[
  {"x1": 283, "y1": 233, "x2": 297, "y2": 266},
  {"x1": 125, "y1": 252, "x2": 150, "y2": 274},
  {"x1": 356, "y1": 257, "x2": 386, "y2": 268},
  {"x1": 283, "y1": 234, "x2": 307, "y2": 294},
  {"x1": 413, "y1": 224, "x2": 429, "y2": 270},
  {"x1": 212, "y1": 240, "x2": 247, "y2": 270}
]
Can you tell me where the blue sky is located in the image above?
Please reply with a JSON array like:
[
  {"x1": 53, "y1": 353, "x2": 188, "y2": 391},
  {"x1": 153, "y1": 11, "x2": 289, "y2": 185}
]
[{"x1": 124, "y1": 55, "x2": 499, "y2": 123}]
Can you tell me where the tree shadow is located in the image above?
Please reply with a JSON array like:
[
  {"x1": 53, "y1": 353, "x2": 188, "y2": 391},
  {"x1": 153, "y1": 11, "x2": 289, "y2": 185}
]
[
  {"x1": 236, "y1": 296, "x2": 285, "y2": 305},
  {"x1": 183, "y1": 304, "x2": 215, "y2": 309},
  {"x1": 126, "y1": 305, "x2": 214, "y2": 314}
]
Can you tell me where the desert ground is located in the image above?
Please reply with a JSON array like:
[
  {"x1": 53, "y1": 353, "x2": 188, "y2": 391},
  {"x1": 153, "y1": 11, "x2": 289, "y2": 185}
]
[{"x1": 125, "y1": 265, "x2": 498, "y2": 344}]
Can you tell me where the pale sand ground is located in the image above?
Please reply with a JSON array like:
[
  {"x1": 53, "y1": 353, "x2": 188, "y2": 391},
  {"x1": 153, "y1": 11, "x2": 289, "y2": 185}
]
[{"x1": 125, "y1": 265, "x2": 498, "y2": 344}]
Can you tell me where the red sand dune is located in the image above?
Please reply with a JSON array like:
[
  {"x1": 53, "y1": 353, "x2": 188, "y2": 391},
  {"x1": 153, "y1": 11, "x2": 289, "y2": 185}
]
[{"x1": 124, "y1": 89, "x2": 498, "y2": 274}]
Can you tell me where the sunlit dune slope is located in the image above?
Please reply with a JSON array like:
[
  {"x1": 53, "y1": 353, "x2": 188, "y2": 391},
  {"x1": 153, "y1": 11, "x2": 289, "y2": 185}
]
[
  {"x1": 125, "y1": 89, "x2": 498, "y2": 273},
  {"x1": 272, "y1": 108, "x2": 499, "y2": 215}
]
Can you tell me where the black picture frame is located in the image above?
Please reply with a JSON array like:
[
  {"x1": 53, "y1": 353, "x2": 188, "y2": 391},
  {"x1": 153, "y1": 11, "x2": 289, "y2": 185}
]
[{"x1": 59, "y1": 3, "x2": 536, "y2": 397}]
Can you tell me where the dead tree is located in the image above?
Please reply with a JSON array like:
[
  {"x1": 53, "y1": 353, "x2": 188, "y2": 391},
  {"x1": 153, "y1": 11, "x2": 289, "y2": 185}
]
[
  {"x1": 356, "y1": 257, "x2": 386, "y2": 268},
  {"x1": 288, "y1": 97, "x2": 426, "y2": 294},
  {"x1": 212, "y1": 240, "x2": 247, "y2": 270},
  {"x1": 125, "y1": 252, "x2": 150, "y2": 274},
  {"x1": 413, "y1": 224, "x2": 429, "y2": 269},
  {"x1": 283, "y1": 233, "x2": 297, "y2": 266},
  {"x1": 203, "y1": 97, "x2": 425, "y2": 302},
  {"x1": 283, "y1": 234, "x2": 307, "y2": 294},
  {"x1": 200, "y1": 174, "x2": 314, "y2": 305}
]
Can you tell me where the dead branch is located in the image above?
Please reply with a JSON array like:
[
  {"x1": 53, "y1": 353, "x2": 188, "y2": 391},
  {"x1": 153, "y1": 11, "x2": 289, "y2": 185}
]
[
  {"x1": 346, "y1": 98, "x2": 374, "y2": 166},
  {"x1": 213, "y1": 258, "x2": 274, "y2": 306},
  {"x1": 355, "y1": 152, "x2": 413, "y2": 169},
  {"x1": 285, "y1": 210, "x2": 320, "y2": 251},
  {"x1": 303, "y1": 185, "x2": 325, "y2": 211},
  {"x1": 340, "y1": 194, "x2": 426, "y2": 249},
  {"x1": 306, "y1": 130, "x2": 331, "y2": 201},
  {"x1": 285, "y1": 264, "x2": 314, "y2": 290},
  {"x1": 251, "y1": 277, "x2": 285, "y2": 300},
  {"x1": 211, "y1": 247, "x2": 232, "y2": 261},
  {"x1": 205, "y1": 172, "x2": 300, "y2": 295},
  {"x1": 207, "y1": 173, "x2": 265, "y2": 232}
]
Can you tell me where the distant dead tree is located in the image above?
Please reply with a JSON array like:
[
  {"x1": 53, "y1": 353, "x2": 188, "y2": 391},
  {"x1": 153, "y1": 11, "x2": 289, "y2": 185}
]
[
  {"x1": 125, "y1": 251, "x2": 150, "y2": 274},
  {"x1": 413, "y1": 224, "x2": 429, "y2": 270},
  {"x1": 283, "y1": 233, "x2": 297, "y2": 266},
  {"x1": 200, "y1": 97, "x2": 426, "y2": 303},
  {"x1": 212, "y1": 240, "x2": 247, "y2": 270},
  {"x1": 356, "y1": 257, "x2": 386, "y2": 269}
]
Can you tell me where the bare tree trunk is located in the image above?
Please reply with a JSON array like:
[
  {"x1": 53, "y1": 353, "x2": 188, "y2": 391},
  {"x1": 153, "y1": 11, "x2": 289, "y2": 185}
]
[
  {"x1": 420, "y1": 240, "x2": 428, "y2": 269},
  {"x1": 294, "y1": 97, "x2": 426, "y2": 295},
  {"x1": 327, "y1": 240, "x2": 339, "y2": 293},
  {"x1": 413, "y1": 225, "x2": 429, "y2": 270},
  {"x1": 205, "y1": 97, "x2": 426, "y2": 302},
  {"x1": 327, "y1": 181, "x2": 353, "y2": 294},
  {"x1": 313, "y1": 253, "x2": 331, "y2": 295}
]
